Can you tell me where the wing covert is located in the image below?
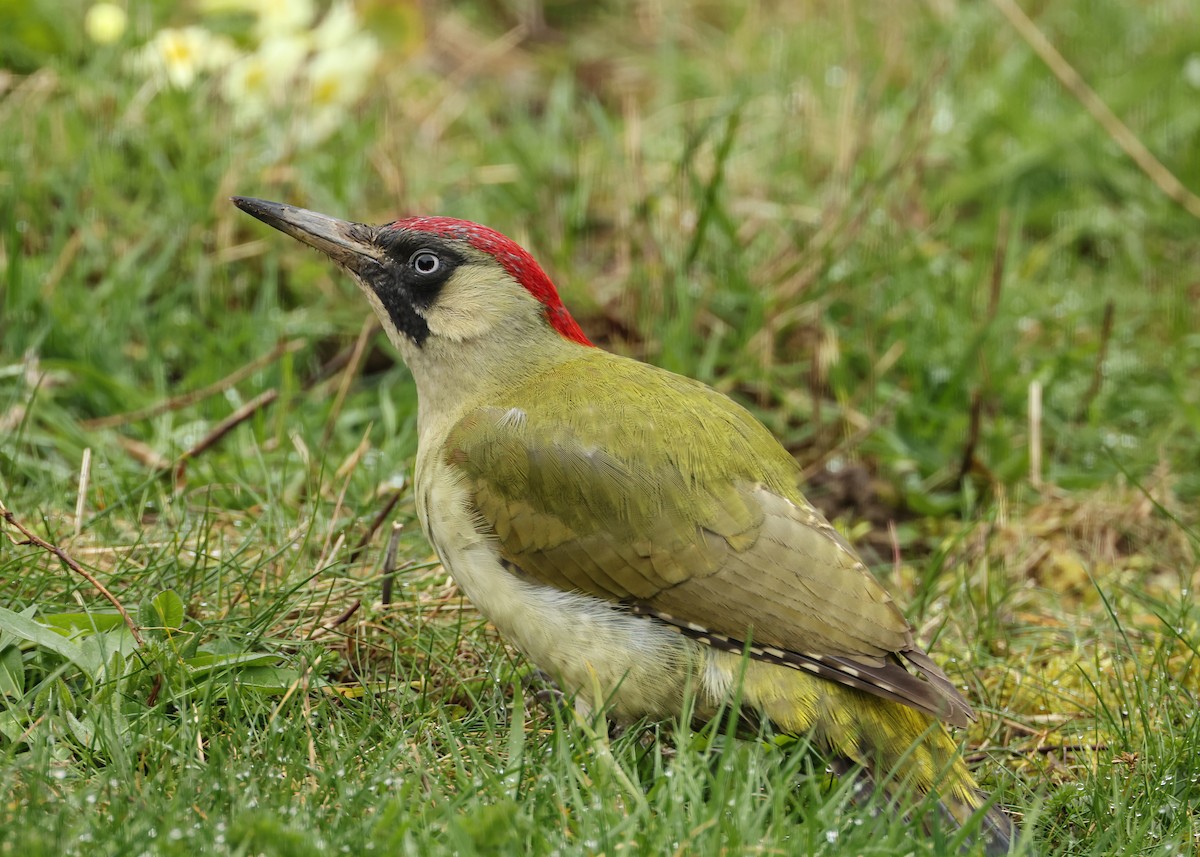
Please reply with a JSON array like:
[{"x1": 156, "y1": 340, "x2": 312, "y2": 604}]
[{"x1": 442, "y1": 354, "x2": 974, "y2": 726}]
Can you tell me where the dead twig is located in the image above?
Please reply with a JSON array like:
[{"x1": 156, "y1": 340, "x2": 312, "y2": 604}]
[
  {"x1": 171, "y1": 389, "x2": 279, "y2": 483},
  {"x1": 348, "y1": 487, "x2": 405, "y2": 565},
  {"x1": 83, "y1": 339, "x2": 303, "y2": 430},
  {"x1": 304, "y1": 333, "x2": 368, "y2": 389},
  {"x1": 958, "y1": 211, "x2": 1010, "y2": 487},
  {"x1": 957, "y1": 390, "x2": 984, "y2": 488},
  {"x1": 323, "y1": 317, "x2": 377, "y2": 446},
  {"x1": 381, "y1": 522, "x2": 405, "y2": 606},
  {"x1": 1075, "y1": 299, "x2": 1115, "y2": 420},
  {"x1": 987, "y1": 208, "x2": 1010, "y2": 319},
  {"x1": 323, "y1": 599, "x2": 362, "y2": 633},
  {"x1": 965, "y1": 742, "x2": 1107, "y2": 763},
  {"x1": 0, "y1": 502, "x2": 144, "y2": 646},
  {"x1": 116, "y1": 436, "x2": 170, "y2": 470},
  {"x1": 799, "y1": 400, "x2": 897, "y2": 483}
]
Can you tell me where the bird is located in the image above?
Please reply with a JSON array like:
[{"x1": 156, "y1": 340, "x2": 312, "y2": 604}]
[{"x1": 233, "y1": 196, "x2": 1017, "y2": 853}]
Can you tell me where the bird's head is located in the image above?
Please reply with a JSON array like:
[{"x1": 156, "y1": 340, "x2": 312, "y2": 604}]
[{"x1": 232, "y1": 198, "x2": 592, "y2": 352}]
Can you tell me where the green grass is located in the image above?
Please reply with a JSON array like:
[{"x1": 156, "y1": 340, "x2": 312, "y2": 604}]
[{"x1": 2, "y1": 0, "x2": 1199, "y2": 854}]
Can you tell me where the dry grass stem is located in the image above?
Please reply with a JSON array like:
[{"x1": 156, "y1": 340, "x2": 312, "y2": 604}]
[
  {"x1": 84, "y1": 339, "x2": 302, "y2": 430},
  {"x1": 381, "y1": 522, "x2": 405, "y2": 606},
  {"x1": 73, "y1": 448, "x2": 91, "y2": 539},
  {"x1": 172, "y1": 389, "x2": 279, "y2": 478},
  {"x1": 323, "y1": 316, "x2": 377, "y2": 446},
  {"x1": 0, "y1": 502, "x2": 144, "y2": 646},
  {"x1": 1028, "y1": 380, "x2": 1043, "y2": 489},
  {"x1": 1076, "y1": 300, "x2": 1116, "y2": 420},
  {"x1": 991, "y1": 0, "x2": 1200, "y2": 219},
  {"x1": 349, "y1": 487, "x2": 405, "y2": 565}
]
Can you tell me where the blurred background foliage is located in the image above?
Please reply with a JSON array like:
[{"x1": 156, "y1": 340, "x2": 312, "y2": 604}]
[{"x1": 2, "y1": 0, "x2": 1197, "y2": 513}]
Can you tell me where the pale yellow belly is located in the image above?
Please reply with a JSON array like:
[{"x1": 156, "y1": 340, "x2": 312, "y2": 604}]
[{"x1": 417, "y1": 455, "x2": 712, "y2": 721}]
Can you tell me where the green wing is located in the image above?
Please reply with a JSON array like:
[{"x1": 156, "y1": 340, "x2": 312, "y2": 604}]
[{"x1": 445, "y1": 351, "x2": 973, "y2": 726}]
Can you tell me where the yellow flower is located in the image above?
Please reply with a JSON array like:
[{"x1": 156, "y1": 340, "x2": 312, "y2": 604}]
[
  {"x1": 312, "y1": 2, "x2": 358, "y2": 53},
  {"x1": 293, "y1": 17, "x2": 378, "y2": 144},
  {"x1": 306, "y1": 32, "x2": 379, "y2": 108},
  {"x1": 84, "y1": 3, "x2": 128, "y2": 45},
  {"x1": 132, "y1": 26, "x2": 239, "y2": 89},
  {"x1": 222, "y1": 34, "x2": 309, "y2": 122}
]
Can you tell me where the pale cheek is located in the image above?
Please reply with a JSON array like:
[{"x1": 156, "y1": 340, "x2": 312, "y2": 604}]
[
  {"x1": 425, "y1": 303, "x2": 501, "y2": 341},
  {"x1": 425, "y1": 279, "x2": 531, "y2": 342}
]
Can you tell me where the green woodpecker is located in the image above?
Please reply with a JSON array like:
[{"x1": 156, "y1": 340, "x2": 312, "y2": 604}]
[{"x1": 234, "y1": 197, "x2": 1016, "y2": 852}]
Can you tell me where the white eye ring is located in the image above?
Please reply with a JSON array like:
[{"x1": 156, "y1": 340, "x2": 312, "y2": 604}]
[{"x1": 411, "y1": 250, "x2": 441, "y2": 275}]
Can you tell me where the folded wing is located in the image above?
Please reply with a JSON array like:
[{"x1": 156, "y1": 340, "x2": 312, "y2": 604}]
[{"x1": 444, "y1": 356, "x2": 974, "y2": 726}]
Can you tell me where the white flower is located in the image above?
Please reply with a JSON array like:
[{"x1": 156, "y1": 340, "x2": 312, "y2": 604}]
[
  {"x1": 253, "y1": 0, "x2": 316, "y2": 37},
  {"x1": 306, "y1": 31, "x2": 380, "y2": 108},
  {"x1": 222, "y1": 35, "x2": 308, "y2": 123},
  {"x1": 294, "y1": 103, "x2": 344, "y2": 146},
  {"x1": 292, "y1": 31, "x2": 379, "y2": 145},
  {"x1": 312, "y1": 2, "x2": 359, "y2": 53},
  {"x1": 85, "y1": 3, "x2": 128, "y2": 45},
  {"x1": 132, "y1": 27, "x2": 240, "y2": 89},
  {"x1": 1185, "y1": 55, "x2": 1200, "y2": 90}
]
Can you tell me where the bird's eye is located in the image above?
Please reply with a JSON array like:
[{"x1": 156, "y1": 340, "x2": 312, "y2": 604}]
[{"x1": 410, "y1": 250, "x2": 441, "y2": 276}]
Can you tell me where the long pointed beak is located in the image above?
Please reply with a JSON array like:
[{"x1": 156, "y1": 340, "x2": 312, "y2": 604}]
[{"x1": 232, "y1": 197, "x2": 380, "y2": 271}]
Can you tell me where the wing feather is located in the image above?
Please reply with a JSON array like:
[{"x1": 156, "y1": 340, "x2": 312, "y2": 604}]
[{"x1": 446, "y1": 353, "x2": 974, "y2": 726}]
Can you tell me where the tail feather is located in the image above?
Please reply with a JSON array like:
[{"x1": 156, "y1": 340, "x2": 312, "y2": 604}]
[
  {"x1": 937, "y1": 779, "x2": 1016, "y2": 856},
  {"x1": 729, "y1": 648, "x2": 1020, "y2": 852},
  {"x1": 831, "y1": 754, "x2": 1015, "y2": 855},
  {"x1": 866, "y1": 727, "x2": 1017, "y2": 855},
  {"x1": 740, "y1": 660, "x2": 1018, "y2": 852}
]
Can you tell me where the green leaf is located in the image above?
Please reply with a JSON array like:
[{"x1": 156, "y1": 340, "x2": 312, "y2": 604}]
[
  {"x1": 78, "y1": 629, "x2": 138, "y2": 686},
  {"x1": 505, "y1": 682, "x2": 526, "y2": 800},
  {"x1": 0, "y1": 711, "x2": 28, "y2": 743},
  {"x1": 140, "y1": 589, "x2": 185, "y2": 632},
  {"x1": 0, "y1": 646, "x2": 23, "y2": 698},
  {"x1": 0, "y1": 606, "x2": 100, "y2": 676},
  {"x1": 234, "y1": 666, "x2": 307, "y2": 694},
  {"x1": 55, "y1": 677, "x2": 75, "y2": 713},
  {"x1": 0, "y1": 604, "x2": 36, "y2": 651},
  {"x1": 180, "y1": 623, "x2": 203, "y2": 659},
  {"x1": 184, "y1": 652, "x2": 282, "y2": 679},
  {"x1": 40, "y1": 612, "x2": 125, "y2": 636},
  {"x1": 94, "y1": 649, "x2": 125, "y2": 705},
  {"x1": 64, "y1": 710, "x2": 94, "y2": 747}
]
